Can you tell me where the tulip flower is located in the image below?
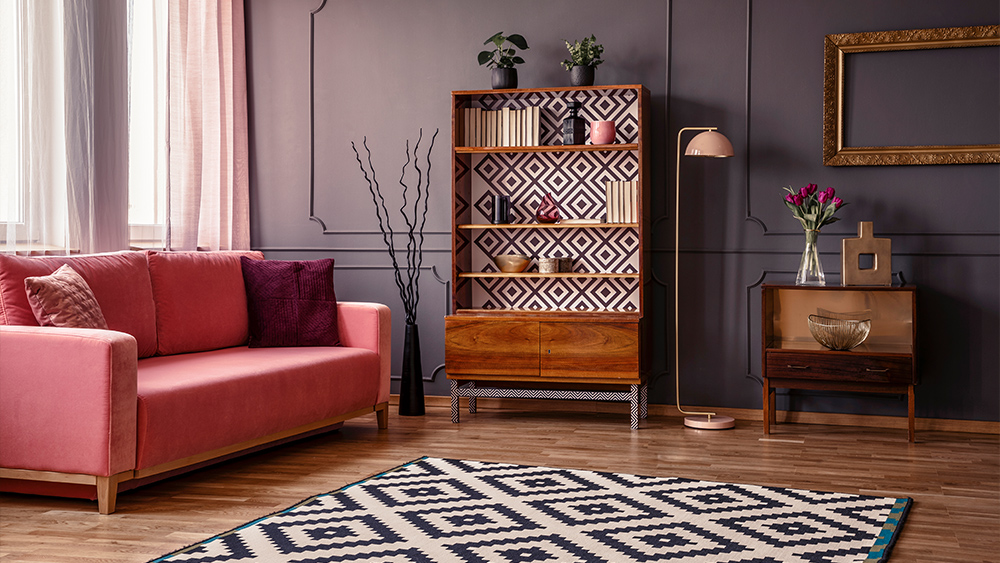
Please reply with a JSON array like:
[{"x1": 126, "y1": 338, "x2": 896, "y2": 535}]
[{"x1": 780, "y1": 183, "x2": 846, "y2": 231}]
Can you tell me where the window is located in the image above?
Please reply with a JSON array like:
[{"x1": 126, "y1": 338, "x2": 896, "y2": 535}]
[{"x1": 127, "y1": 0, "x2": 168, "y2": 248}]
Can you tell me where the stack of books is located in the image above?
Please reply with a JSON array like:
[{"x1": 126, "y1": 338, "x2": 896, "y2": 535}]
[
  {"x1": 463, "y1": 106, "x2": 541, "y2": 148},
  {"x1": 604, "y1": 180, "x2": 639, "y2": 224}
]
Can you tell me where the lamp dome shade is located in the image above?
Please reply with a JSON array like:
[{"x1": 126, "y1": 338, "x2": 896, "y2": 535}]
[{"x1": 685, "y1": 130, "x2": 734, "y2": 157}]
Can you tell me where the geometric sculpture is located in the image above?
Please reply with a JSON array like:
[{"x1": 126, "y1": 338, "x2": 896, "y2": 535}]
[{"x1": 841, "y1": 221, "x2": 892, "y2": 286}]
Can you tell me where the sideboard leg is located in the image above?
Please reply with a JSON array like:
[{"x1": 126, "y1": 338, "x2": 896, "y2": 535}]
[
  {"x1": 450, "y1": 380, "x2": 460, "y2": 423},
  {"x1": 763, "y1": 382, "x2": 771, "y2": 435},
  {"x1": 629, "y1": 385, "x2": 639, "y2": 429},
  {"x1": 907, "y1": 385, "x2": 915, "y2": 442},
  {"x1": 639, "y1": 383, "x2": 648, "y2": 420},
  {"x1": 468, "y1": 382, "x2": 477, "y2": 414}
]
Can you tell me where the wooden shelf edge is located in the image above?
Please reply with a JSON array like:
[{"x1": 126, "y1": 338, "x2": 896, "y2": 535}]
[
  {"x1": 456, "y1": 143, "x2": 637, "y2": 154},
  {"x1": 452, "y1": 84, "x2": 648, "y2": 96},
  {"x1": 458, "y1": 272, "x2": 640, "y2": 279},
  {"x1": 458, "y1": 223, "x2": 638, "y2": 230},
  {"x1": 449, "y1": 309, "x2": 641, "y2": 320}
]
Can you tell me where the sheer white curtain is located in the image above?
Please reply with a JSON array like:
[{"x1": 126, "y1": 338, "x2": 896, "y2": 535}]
[
  {"x1": 1, "y1": 0, "x2": 249, "y2": 256},
  {"x1": 0, "y1": 0, "x2": 128, "y2": 255},
  {"x1": 167, "y1": 0, "x2": 249, "y2": 251}
]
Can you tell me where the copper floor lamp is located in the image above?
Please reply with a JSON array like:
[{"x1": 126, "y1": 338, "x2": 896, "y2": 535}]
[{"x1": 674, "y1": 127, "x2": 735, "y2": 430}]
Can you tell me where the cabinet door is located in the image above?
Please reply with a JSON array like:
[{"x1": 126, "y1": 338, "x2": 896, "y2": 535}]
[
  {"x1": 540, "y1": 322, "x2": 639, "y2": 380},
  {"x1": 445, "y1": 319, "x2": 539, "y2": 377}
]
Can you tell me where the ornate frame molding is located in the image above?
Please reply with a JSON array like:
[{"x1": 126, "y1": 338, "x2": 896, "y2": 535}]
[{"x1": 822, "y1": 25, "x2": 1000, "y2": 166}]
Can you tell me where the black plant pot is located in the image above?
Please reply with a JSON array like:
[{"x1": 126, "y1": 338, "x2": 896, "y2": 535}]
[
  {"x1": 570, "y1": 65, "x2": 595, "y2": 87},
  {"x1": 398, "y1": 323, "x2": 425, "y2": 416},
  {"x1": 492, "y1": 68, "x2": 518, "y2": 89}
]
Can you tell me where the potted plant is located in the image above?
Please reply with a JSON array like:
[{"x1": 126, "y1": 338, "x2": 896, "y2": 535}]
[
  {"x1": 561, "y1": 35, "x2": 604, "y2": 86},
  {"x1": 478, "y1": 31, "x2": 529, "y2": 89}
]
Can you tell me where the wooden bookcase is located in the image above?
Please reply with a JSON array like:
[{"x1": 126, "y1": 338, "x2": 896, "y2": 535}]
[
  {"x1": 445, "y1": 85, "x2": 651, "y2": 428},
  {"x1": 761, "y1": 284, "x2": 918, "y2": 441}
]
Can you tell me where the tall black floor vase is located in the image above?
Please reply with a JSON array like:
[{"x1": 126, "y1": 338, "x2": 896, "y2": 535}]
[{"x1": 398, "y1": 323, "x2": 425, "y2": 416}]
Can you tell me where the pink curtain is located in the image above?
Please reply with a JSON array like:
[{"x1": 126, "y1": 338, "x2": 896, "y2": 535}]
[{"x1": 167, "y1": 0, "x2": 249, "y2": 251}]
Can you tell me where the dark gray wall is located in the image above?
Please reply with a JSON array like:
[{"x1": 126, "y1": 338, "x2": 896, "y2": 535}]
[{"x1": 245, "y1": 0, "x2": 999, "y2": 422}]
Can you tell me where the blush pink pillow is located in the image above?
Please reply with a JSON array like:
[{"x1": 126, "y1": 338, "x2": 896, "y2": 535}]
[
  {"x1": 240, "y1": 257, "x2": 340, "y2": 347},
  {"x1": 147, "y1": 250, "x2": 264, "y2": 355},
  {"x1": 23, "y1": 264, "x2": 109, "y2": 329}
]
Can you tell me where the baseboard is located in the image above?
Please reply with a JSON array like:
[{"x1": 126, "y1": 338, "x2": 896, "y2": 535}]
[{"x1": 389, "y1": 395, "x2": 999, "y2": 435}]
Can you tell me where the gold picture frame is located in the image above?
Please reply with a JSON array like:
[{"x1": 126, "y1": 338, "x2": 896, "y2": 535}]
[{"x1": 823, "y1": 25, "x2": 1000, "y2": 166}]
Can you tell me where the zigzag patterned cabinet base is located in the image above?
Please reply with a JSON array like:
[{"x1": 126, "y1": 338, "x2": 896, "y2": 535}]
[{"x1": 447, "y1": 86, "x2": 650, "y2": 427}]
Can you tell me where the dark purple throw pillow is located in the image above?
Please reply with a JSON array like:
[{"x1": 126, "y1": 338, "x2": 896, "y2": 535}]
[{"x1": 240, "y1": 257, "x2": 340, "y2": 347}]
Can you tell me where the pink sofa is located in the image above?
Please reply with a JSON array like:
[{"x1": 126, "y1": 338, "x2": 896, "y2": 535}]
[{"x1": 0, "y1": 250, "x2": 390, "y2": 514}]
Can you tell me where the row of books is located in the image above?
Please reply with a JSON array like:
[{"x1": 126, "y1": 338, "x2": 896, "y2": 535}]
[
  {"x1": 462, "y1": 107, "x2": 541, "y2": 148},
  {"x1": 605, "y1": 180, "x2": 639, "y2": 224}
]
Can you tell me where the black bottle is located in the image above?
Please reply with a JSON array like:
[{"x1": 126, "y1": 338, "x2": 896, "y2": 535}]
[{"x1": 562, "y1": 101, "x2": 586, "y2": 146}]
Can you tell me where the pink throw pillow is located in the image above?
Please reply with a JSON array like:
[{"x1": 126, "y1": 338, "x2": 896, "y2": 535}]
[
  {"x1": 240, "y1": 257, "x2": 340, "y2": 347},
  {"x1": 23, "y1": 264, "x2": 109, "y2": 329},
  {"x1": 147, "y1": 250, "x2": 264, "y2": 355}
]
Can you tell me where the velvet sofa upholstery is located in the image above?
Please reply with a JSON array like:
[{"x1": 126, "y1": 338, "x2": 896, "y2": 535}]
[{"x1": 0, "y1": 251, "x2": 390, "y2": 514}]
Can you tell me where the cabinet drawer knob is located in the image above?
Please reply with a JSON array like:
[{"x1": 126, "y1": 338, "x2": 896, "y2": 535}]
[
  {"x1": 865, "y1": 368, "x2": 889, "y2": 373},
  {"x1": 786, "y1": 365, "x2": 811, "y2": 370}
]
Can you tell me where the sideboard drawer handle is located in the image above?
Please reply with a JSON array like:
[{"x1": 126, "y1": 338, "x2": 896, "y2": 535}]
[
  {"x1": 865, "y1": 368, "x2": 889, "y2": 373},
  {"x1": 786, "y1": 365, "x2": 810, "y2": 370}
]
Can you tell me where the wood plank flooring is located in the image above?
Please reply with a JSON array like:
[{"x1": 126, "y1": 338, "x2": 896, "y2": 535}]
[{"x1": 1, "y1": 406, "x2": 997, "y2": 562}]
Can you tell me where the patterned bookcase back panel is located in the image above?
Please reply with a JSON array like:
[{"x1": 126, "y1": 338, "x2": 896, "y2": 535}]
[{"x1": 458, "y1": 88, "x2": 642, "y2": 312}]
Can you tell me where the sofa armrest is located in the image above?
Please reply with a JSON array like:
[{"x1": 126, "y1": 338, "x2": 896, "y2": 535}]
[
  {"x1": 0, "y1": 326, "x2": 138, "y2": 477},
  {"x1": 336, "y1": 302, "x2": 391, "y2": 404}
]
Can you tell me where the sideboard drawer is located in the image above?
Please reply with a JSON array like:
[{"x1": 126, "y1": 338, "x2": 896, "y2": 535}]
[{"x1": 766, "y1": 352, "x2": 912, "y2": 384}]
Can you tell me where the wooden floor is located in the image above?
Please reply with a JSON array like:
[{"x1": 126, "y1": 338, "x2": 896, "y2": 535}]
[{"x1": 1, "y1": 406, "x2": 998, "y2": 562}]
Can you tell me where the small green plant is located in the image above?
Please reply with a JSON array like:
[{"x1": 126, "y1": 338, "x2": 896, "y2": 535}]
[
  {"x1": 478, "y1": 32, "x2": 529, "y2": 69},
  {"x1": 561, "y1": 35, "x2": 604, "y2": 70}
]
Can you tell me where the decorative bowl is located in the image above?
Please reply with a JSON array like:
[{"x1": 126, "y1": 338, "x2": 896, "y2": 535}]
[
  {"x1": 807, "y1": 314, "x2": 871, "y2": 350},
  {"x1": 493, "y1": 254, "x2": 530, "y2": 273}
]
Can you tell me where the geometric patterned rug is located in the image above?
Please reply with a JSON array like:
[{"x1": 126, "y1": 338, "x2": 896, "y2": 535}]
[{"x1": 150, "y1": 457, "x2": 911, "y2": 563}]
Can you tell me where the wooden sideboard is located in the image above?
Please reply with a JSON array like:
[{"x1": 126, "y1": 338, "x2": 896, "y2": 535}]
[{"x1": 761, "y1": 284, "x2": 917, "y2": 441}]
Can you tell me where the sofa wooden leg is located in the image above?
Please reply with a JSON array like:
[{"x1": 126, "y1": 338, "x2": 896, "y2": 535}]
[
  {"x1": 375, "y1": 402, "x2": 389, "y2": 429},
  {"x1": 96, "y1": 473, "x2": 125, "y2": 514}
]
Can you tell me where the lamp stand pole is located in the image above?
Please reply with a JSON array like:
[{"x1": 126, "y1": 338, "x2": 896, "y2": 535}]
[{"x1": 675, "y1": 127, "x2": 736, "y2": 430}]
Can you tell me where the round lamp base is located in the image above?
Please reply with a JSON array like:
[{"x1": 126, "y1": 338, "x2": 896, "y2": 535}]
[{"x1": 684, "y1": 415, "x2": 735, "y2": 430}]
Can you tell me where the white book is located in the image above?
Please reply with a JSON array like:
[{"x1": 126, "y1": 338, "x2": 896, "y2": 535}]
[
  {"x1": 512, "y1": 109, "x2": 520, "y2": 147},
  {"x1": 520, "y1": 109, "x2": 527, "y2": 146},
  {"x1": 464, "y1": 108, "x2": 472, "y2": 147},
  {"x1": 486, "y1": 111, "x2": 493, "y2": 147},
  {"x1": 532, "y1": 106, "x2": 540, "y2": 146},
  {"x1": 502, "y1": 107, "x2": 511, "y2": 147},
  {"x1": 630, "y1": 181, "x2": 638, "y2": 223},
  {"x1": 610, "y1": 180, "x2": 622, "y2": 223},
  {"x1": 476, "y1": 108, "x2": 484, "y2": 146},
  {"x1": 605, "y1": 180, "x2": 612, "y2": 223},
  {"x1": 624, "y1": 180, "x2": 631, "y2": 224},
  {"x1": 471, "y1": 108, "x2": 479, "y2": 147},
  {"x1": 491, "y1": 111, "x2": 498, "y2": 147},
  {"x1": 621, "y1": 181, "x2": 628, "y2": 223},
  {"x1": 524, "y1": 108, "x2": 534, "y2": 147}
]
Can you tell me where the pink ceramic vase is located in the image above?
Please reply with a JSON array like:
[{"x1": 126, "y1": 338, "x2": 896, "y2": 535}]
[{"x1": 590, "y1": 121, "x2": 616, "y2": 145}]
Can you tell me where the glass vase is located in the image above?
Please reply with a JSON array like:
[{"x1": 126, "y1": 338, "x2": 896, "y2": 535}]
[{"x1": 795, "y1": 230, "x2": 825, "y2": 286}]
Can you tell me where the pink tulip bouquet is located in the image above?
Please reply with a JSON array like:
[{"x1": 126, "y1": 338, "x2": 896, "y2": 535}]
[{"x1": 781, "y1": 183, "x2": 846, "y2": 231}]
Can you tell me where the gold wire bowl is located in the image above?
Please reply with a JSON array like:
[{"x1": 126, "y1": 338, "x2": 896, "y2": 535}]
[{"x1": 807, "y1": 314, "x2": 871, "y2": 350}]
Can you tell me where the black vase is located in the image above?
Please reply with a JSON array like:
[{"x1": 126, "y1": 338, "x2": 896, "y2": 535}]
[
  {"x1": 492, "y1": 68, "x2": 518, "y2": 89},
  {"x1": 398, "y1": 323, "x2": 425, "y2": 416},
  {"x1": 570, "y1": 65, "x2": 595, "y2": 87}
]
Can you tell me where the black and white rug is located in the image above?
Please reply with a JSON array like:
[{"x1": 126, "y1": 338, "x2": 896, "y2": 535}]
[{"x1": 151, "y1": 457, "x2": 910, "y2": 562}]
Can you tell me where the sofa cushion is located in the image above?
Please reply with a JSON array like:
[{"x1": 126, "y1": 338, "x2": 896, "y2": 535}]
[
  {"x1": 134, "y1": 345, "x2": 380, "y2": 469},
  {"x1": 0, "y1": 252, "x2": 158, "y2": 357},
  {"x1": 24, "y1": 264, "x2": 109, "y2": 329},
  {"x1": 147, "y1": 250, "x2": 264, "y2": 356},
  {"x1": 241, "y1": 257, "x2": 340, "y2": 348}
]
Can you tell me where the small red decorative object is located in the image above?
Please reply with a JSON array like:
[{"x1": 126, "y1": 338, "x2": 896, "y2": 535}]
[{"x1": 535, "y1": 193, "x2": 560, "y2": 223}]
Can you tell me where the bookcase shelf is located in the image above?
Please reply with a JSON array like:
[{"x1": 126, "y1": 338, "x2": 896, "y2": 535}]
[
  {"x1": 445, "y1": 85, "x2": 651, "y2": 429},
  {"x1": 458, "y1": 223, "x2": 638, "y2": 230},
  {"x1": 455, "y1": 143, "x2": 638, "y2": 154},
  {"x1": 458, "y1": 272, "x2": 640, "y2": 279}
]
